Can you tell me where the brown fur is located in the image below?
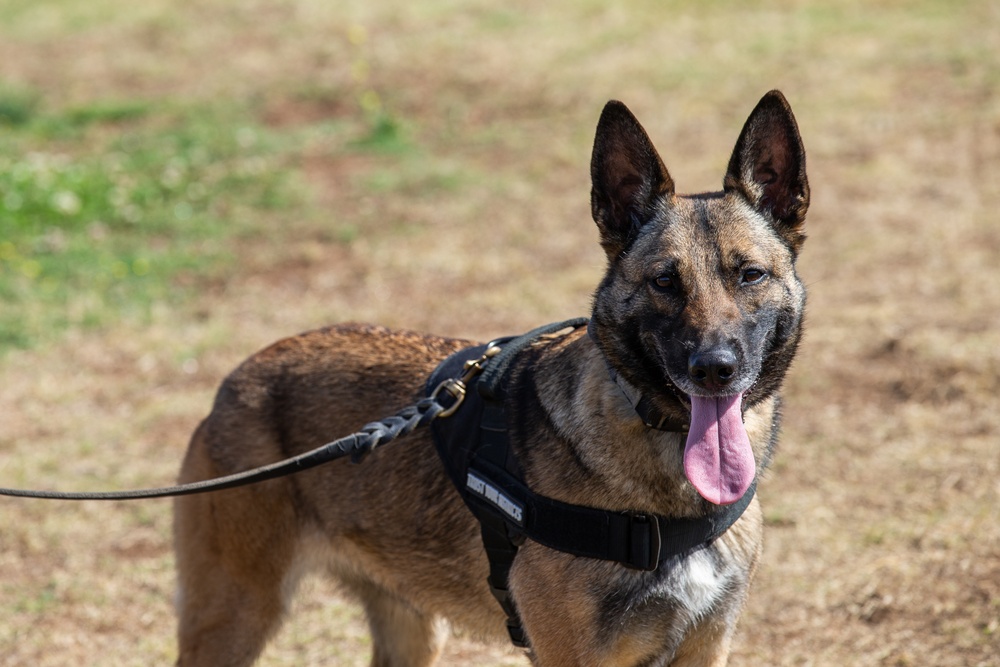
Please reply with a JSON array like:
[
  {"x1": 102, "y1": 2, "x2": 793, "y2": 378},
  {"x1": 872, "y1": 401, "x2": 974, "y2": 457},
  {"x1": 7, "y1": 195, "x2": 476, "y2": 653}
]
[{"x1": 174, "y1": 91, "x2": 809, "y2": 666}]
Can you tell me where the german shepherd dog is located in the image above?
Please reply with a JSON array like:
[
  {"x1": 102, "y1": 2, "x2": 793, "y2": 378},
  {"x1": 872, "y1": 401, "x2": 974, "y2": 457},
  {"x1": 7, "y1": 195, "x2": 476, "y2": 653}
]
[{"x1": 174, "y1": 90, "x2": 809, "y2": 666}]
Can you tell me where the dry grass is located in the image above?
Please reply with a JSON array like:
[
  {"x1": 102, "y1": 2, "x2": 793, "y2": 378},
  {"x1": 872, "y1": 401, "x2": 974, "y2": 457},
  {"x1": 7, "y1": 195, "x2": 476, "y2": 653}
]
[{"x1": 1, "y1": 0, "x2": 999, "y2": 665}]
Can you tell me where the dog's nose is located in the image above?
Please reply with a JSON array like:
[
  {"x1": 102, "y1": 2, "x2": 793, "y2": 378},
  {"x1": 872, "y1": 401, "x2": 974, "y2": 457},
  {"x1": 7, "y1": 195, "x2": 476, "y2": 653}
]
[{"x1": 688, "y1": 347, "x2": 738, "y2": 390}]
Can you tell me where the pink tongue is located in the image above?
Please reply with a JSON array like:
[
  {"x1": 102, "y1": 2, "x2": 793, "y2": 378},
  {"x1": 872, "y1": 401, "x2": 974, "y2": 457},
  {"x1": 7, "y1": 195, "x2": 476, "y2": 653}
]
[{"x1": 683, "y1": 393, "x2": 755, "y2": 505}]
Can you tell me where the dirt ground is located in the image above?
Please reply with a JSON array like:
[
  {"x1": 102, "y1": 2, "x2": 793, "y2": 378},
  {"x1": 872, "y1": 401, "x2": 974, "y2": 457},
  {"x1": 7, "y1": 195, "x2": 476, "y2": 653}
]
[{"x1": 1, "y1": 1, "x2": 998, "y2": 665}]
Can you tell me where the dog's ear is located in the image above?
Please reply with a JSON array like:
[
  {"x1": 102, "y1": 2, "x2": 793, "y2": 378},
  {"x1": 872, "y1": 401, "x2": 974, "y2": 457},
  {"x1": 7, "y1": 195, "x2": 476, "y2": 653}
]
[
  {"x1": 590, "y1": 101, "x2": 675, "y2": 260},
  {"x1": 724, "y1": 90, "x2": 809, "y2": 252}
]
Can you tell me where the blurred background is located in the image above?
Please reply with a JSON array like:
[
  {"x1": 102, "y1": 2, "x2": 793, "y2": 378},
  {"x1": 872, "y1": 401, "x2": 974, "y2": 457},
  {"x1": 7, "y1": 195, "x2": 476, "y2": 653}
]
[{"x1": 0, "y1": 1, "x2": 997, "y2": 665}]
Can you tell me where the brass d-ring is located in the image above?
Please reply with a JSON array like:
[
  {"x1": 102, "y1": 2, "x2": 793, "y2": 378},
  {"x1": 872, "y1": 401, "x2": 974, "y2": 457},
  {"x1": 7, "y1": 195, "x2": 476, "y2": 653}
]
[{"x1": 432, "y1": 379, "x2": 468, "y2": 418}]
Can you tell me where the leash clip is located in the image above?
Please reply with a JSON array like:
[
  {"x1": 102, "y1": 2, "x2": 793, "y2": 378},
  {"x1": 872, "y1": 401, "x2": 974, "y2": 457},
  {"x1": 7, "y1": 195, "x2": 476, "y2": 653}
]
[
  {"x1": 431, "y1": 378, "x2": 468, "y2": 418},
  {"x1": 431, "y1": 343, "x2": 502, "y2": 419}
]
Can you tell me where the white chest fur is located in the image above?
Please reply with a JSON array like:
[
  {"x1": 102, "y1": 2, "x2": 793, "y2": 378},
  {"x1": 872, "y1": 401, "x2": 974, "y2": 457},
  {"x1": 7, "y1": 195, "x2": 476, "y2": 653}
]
[{"x1": 665, "y1": 548, "x2": 730, "y2": 618}]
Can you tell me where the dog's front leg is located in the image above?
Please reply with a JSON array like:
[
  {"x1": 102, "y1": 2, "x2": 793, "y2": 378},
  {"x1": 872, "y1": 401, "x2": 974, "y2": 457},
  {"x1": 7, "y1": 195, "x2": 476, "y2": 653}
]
[{"x1": 511, "y1": 545, "x2": 673, "y2": 667}]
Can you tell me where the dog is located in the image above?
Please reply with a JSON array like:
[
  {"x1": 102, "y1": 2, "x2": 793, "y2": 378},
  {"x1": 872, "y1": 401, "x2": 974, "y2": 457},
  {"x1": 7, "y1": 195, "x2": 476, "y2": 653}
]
[{"x1": 174, "y1": 89, "x2": 809, "y2": 667}]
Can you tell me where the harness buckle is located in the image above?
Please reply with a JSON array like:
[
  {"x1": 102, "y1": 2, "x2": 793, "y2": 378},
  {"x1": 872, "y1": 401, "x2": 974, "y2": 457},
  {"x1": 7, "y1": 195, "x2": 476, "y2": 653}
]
[{"x1": 624, "y1": 513, "x2": 662, "y2": 571}]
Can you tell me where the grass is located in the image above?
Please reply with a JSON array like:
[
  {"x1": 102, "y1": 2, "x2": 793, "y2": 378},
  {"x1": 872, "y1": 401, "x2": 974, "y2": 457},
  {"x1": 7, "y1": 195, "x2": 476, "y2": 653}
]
[
  {"x1": 0, "y1": 97, "x2": 302, "y2": 351},
  {"x1": 0, "y1": 85, "x2": 436, "y2": 353},
  {"x1": 1, "y1": 0, "x2": 999, "y2": 665},
  {"x1": 0, "y1": 84, "x2": 39, "y2": 126}
]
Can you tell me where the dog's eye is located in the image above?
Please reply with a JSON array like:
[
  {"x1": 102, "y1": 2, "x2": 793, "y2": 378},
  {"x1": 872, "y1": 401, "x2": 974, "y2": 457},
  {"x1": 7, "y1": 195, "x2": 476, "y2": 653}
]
[
  {"x1": 652, "y1": 274, "x2": 679, "y2": 291},
  {"x1": 741, "y1": 268, "x2": 768, "y2": 285}
]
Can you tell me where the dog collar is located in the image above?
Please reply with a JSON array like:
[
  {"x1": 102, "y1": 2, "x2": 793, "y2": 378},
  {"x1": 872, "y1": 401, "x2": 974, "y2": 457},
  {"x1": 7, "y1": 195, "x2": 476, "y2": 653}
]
[{"x1": 586, "y1": 319, "x2": 690, "y2": 432}]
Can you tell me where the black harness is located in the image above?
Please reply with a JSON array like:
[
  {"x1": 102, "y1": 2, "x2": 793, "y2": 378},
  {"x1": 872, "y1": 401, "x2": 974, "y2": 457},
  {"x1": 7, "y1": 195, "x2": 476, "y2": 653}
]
[{"x1": 427, "y1": 319, "x2": 756, "y2": 648}]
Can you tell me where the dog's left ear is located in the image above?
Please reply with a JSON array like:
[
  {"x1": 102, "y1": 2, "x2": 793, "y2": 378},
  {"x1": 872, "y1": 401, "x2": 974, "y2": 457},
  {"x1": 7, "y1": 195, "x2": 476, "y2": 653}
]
[
  {"x1": 590, "y1": 101, "x2": 675, "y2": 261},
  {"x1": 724, "y1": 90, "x2": 810, "y2": 252}
]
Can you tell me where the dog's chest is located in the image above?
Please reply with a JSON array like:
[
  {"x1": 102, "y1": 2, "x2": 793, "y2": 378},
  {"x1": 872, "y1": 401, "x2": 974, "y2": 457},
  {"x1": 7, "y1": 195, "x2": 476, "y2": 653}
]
[
  {"x1": 648, "y1": 547, "x2": 734, "y2": 625},
  {"x1": 600, "y1": 545, "x2": 734, "y2": 628},
  {"x1": 665, "y1": 548, "x2": 729, "y2": 615}
]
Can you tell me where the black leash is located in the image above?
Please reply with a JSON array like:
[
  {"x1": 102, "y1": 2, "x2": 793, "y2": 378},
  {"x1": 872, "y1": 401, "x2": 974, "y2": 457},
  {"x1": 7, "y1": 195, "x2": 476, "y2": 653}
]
[{"x1": 0, "y1": 398, "x2": 447, "y2": 501}]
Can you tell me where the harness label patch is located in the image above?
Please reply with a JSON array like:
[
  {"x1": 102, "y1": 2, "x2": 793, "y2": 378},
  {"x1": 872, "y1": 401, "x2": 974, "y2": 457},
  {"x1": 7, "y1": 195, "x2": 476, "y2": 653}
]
[{"x1": 466, "y1": 471, "x2": 524, "y2": 525}]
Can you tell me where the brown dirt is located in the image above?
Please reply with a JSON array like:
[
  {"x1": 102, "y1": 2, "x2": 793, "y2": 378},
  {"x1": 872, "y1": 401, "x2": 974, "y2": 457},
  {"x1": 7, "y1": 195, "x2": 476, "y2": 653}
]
[{"x1": 1, "y1": 1, "x2": 998, "y2": 665}]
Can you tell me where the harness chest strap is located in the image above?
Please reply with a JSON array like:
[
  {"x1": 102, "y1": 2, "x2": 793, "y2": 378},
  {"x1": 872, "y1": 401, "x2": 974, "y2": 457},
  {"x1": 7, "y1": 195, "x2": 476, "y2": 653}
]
[{"x1": 427, "y1": 319, "x2": 756, "y2": 648}]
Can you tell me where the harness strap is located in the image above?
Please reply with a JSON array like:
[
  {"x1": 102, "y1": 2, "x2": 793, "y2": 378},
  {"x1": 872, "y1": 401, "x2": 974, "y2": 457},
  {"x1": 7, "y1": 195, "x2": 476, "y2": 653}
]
[
  {"x1": 476, "y1": 318, "x2": 589, "y2": 401},
  {"x1": 469, "y1": 455, "x2": 757, "y2": 570}
]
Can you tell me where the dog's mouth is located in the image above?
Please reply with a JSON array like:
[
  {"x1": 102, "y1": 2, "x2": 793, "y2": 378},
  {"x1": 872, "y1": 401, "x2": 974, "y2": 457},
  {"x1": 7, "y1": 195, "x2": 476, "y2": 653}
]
[
  {"x1": 608, "y1": 328, "x2": 758, "y2": 505},
  {"x1": 682, "y1": 392, "x2": 755, "y2": 506},
  {"x1": 656, "y1": 377, "x2": 756, "y2": 506}
]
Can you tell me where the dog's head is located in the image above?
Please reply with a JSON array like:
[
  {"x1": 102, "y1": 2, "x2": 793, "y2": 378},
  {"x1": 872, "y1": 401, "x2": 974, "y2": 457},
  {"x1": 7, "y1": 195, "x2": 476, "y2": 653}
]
[{"x1": 588, "y1": 91, "x2": 808, "y2": 505}]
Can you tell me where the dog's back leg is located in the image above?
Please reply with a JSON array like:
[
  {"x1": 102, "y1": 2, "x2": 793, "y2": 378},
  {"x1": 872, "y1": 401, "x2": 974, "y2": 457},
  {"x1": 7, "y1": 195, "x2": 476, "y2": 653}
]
[{"x1": 174, "y1": 426, "x2": 303, "y2": 667}]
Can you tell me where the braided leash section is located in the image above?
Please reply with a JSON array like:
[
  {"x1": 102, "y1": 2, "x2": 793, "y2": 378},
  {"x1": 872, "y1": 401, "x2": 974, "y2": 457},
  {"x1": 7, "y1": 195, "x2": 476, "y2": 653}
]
[
  {"x1": 351, "y1": 398, "x2": 445, "y2": 463},
  {"x1": 0, "y1": 396, "x2": 447, "y2": 501}
]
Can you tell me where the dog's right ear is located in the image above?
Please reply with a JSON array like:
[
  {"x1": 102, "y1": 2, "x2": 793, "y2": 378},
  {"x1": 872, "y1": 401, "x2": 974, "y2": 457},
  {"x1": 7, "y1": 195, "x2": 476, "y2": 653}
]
[{"x1": 590, "y1": 101, "x2": 675, "y2": 260}]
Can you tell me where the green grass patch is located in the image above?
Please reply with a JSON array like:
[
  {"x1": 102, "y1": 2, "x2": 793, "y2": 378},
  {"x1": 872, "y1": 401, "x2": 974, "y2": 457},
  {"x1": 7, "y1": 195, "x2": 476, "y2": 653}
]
[
  {"x1": 0, "y1": 103, "x2": 300, "y2": 353},
  {"x1": 65, "y1": 99, "x2": 150, "y2": 127},
  {"x1": 349, "y1": 111, "x2": 412, "y2": 154},
  {"x1": 0, "y1": 84, "x2": 40, "y2": 126}
]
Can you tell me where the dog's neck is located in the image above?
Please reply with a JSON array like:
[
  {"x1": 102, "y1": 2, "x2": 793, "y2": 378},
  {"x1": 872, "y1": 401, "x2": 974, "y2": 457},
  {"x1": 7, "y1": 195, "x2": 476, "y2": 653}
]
[{"x1": 586, "y1": 319, "x2": 689, "y2": 433}]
